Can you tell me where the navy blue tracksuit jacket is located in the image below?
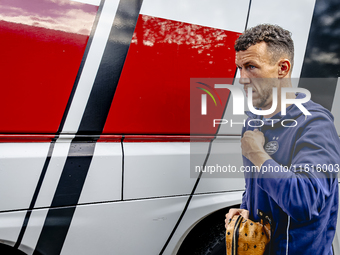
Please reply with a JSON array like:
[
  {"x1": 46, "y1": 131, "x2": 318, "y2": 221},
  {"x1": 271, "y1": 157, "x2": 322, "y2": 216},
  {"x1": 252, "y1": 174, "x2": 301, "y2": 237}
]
[{"x1": 241, "y1": 93, "x2": 340, "y2": 254}]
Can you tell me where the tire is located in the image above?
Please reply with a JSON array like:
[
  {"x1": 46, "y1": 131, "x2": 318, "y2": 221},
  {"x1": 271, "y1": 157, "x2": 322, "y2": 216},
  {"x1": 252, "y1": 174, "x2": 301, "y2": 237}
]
[{"x1": 177, "y1": 208, "x2": 230, "y2": 255}]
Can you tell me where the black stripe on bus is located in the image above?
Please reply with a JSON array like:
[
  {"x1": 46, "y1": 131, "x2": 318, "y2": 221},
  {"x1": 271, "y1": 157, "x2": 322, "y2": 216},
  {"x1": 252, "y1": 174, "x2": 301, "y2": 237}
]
[
  {"x1": 77, "y1": 0, "x2": 144, "y2": 135},
  {"x1": 121, "y1": 135, "x2": 125, "y2": 201},
  {"x1": 298, "y1": 0, "x2": 340, "y2": 111},
  {"x1": 215, "y1": 0, "x2": 252, "y2": 136},
  {"x1": 33, "y1": 0, "x2": 143, "y2": 254},
  {"x1": 57, "y1": 0, "x2": 105, "y2": 134},
  {"x1": 244, "y1": 0, "x2": 252, "y2": 31},
  {"x1": 159, "y1": 1, "x2": 252, "y2": 252},
  {"x1": 14, "y1": 137, "x2": 58, "y2": 249},
  {"x1": 33, "y1": 140, "x2": 96, "y2": 255},
  {"x1": 159, "y1": 137, "x2": 215, "y2": 255},
  {"x1": 14, "y1": 0, "x2": 106, "y2": 250}
]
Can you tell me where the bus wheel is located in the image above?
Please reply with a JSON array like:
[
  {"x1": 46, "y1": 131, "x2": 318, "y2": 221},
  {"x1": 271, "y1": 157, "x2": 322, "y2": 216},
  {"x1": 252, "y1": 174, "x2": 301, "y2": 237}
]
[{"x1": 177, "y1": 207, "x2": 230, "y2": 255}]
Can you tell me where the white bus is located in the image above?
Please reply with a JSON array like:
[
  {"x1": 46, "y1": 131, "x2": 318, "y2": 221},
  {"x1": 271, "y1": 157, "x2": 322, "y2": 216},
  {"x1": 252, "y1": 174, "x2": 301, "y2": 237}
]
[{"x1": 0, "y1": 0, "x2": 339, "y2": 254}]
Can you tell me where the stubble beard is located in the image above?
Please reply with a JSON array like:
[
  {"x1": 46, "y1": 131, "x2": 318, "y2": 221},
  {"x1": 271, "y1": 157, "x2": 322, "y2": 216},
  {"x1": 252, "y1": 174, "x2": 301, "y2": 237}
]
[{"x1": 253, "y1": 89, "x2": 272, "y2": 109}]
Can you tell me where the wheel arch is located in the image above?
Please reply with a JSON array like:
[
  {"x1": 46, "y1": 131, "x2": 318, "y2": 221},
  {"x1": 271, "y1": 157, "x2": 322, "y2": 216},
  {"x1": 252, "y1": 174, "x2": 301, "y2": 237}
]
[{"x1": 175, "y1": 204, "x2": 241, "y2": 255}]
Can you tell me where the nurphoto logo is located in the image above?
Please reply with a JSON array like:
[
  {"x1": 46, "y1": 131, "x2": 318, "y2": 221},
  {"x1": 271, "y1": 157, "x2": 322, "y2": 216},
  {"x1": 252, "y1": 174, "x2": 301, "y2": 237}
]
[
  {"x1": 196, "y1": 82, "x2": 222, "y2": 115},
  {"x1": 197, "y1": 81, "x2": 312, "y2": 128},
  {"x1": 212, "y1": 85, "x2": 311, "y2": 116}
]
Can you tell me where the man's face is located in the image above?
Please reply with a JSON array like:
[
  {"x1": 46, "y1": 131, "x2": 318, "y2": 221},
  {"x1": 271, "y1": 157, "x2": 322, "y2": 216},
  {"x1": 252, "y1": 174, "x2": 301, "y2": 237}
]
[{"x1": 235, "y1": 42, "x2": 279, "y2": 110}]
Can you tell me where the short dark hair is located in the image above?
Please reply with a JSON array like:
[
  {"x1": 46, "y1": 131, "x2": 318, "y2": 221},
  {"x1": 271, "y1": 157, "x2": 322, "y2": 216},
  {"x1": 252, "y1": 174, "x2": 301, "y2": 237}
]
[{"x1": 234, "y1": 24, "x2": 294, "y2": 67}]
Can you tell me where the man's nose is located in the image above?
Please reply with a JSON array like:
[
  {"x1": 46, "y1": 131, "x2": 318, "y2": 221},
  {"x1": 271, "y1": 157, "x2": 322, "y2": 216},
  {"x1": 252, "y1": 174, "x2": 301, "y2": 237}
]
[{"x1": 239, "y1": 70, "x2": 250, "y2": 85}]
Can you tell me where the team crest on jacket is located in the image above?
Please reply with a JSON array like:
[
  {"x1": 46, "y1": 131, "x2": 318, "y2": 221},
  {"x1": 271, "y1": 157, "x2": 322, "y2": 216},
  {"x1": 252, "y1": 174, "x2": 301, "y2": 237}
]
[{"x1": 264, "y1": 141, "x2": 279, "y2": 155}]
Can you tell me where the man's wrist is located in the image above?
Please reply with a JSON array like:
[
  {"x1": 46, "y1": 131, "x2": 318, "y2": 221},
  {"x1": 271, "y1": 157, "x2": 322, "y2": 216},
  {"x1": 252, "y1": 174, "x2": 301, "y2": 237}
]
[{"x1": 248, "y1": 151, "x2": 271, "y2": 170}]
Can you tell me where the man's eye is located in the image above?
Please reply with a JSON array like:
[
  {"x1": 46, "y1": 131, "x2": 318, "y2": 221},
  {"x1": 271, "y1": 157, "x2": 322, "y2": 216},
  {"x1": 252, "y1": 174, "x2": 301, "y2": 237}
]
[{"x1": 249, "y1": 65, "x2": 255, "y2": 69}]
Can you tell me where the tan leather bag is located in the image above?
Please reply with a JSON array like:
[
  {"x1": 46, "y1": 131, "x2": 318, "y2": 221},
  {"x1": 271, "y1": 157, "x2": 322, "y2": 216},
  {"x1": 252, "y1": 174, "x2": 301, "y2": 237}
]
[{"x1": 226, "y1": 211, "x2": 271, "y2": 255}]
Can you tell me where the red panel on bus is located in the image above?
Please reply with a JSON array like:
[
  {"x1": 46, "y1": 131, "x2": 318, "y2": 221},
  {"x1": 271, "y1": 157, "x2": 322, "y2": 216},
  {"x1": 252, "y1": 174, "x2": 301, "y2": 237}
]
[
  {"x1": 0, "y1": 0, "x2": 98, "y2": 133},
  {"x1": 103, "y1": 15, "x2": 240, "y2": 135}
]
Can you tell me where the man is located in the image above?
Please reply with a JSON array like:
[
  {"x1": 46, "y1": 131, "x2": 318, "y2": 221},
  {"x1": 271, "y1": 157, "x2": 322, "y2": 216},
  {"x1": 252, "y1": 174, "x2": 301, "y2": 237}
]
[{"x1": 225, "y1": 24, "x2": 340, "y2": 254}]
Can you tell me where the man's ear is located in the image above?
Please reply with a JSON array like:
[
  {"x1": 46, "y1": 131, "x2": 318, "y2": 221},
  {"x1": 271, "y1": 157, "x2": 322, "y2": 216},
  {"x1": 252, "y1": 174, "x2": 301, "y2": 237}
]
[{"x1": 278, "y1": 59, "x2": 291, "y2": 78}]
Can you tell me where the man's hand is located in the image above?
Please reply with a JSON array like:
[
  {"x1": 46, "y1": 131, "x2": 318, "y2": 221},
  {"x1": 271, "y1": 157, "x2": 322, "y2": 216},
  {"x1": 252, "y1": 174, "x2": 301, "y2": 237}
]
[
  {"x1": 241, "y1": 129, "x2": 271, "y2": 169},
  {"x1": 225, "y1": 208, "x2": 249, "y2": 229}
]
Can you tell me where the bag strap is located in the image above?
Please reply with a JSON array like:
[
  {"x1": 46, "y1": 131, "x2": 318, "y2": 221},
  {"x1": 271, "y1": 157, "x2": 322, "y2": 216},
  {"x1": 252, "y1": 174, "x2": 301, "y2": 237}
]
[
  {"x1": 257, "y1": 209, "x2": 273, "y2": 255},
  {"x1": 232, "y1": 215, "x2": 243, "y2": 255}
]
